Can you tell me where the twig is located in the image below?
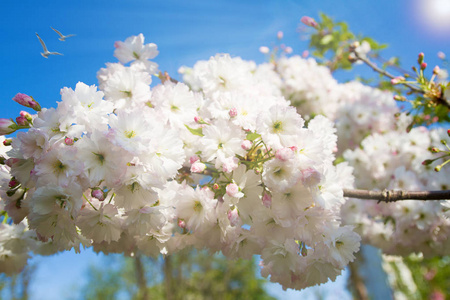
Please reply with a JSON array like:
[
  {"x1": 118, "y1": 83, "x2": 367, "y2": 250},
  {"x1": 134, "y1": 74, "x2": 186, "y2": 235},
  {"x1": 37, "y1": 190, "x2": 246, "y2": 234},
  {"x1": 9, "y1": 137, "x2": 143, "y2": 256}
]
[
  {"x1": 343, "y1": 189, "x2": 450, "y2": 203},
  {"x1": 369, "y1": 53, "x2": 415, "y2": 78},
  {"x1": 352, "y1": 51, "x2": 424, "y2": 94},
  {"x1": 158, "y1": 71, "x2": 179, "y2": 84}
]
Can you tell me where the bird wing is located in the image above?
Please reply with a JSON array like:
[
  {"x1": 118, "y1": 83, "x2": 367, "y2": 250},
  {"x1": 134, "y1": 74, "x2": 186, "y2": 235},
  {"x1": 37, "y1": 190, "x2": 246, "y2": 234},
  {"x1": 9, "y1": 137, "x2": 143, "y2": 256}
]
[
  {"x1": 36, "y1": 33, "x2": 48, "y2": 52},
  {"x1": 51, "y1": 27, "x2": 64, "y2": 38},
  {"x1": 65, "y1": 34, "x2": 76, "y2": 38},
  {"x1": 49, "y1": 52, "x2": 63, "y2": 56}
]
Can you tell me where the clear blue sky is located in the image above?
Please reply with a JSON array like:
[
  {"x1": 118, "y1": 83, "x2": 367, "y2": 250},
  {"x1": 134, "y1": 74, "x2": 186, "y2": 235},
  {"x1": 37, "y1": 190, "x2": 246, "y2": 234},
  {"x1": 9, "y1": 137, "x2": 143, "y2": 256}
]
[{"x1": 1, "y1": 0, "x2": 450, "y2": 299}]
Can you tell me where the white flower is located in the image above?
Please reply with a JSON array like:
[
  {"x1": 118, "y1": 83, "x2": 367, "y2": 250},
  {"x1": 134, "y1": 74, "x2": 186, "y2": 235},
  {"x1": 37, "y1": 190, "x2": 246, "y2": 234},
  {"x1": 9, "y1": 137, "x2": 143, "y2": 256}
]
[
  {"x1": 325, "y1": 226, "x2": 361, "y2": 268},
  {"x1": 77, "y1": 202, "x2": 123, "y2": 243},
  {"x1": 176, "y1": 185, "x2": 217, "y2": 231},
  {"x1": 256, "y1": 104, "x2": 304, "y2": 150},
  {"x1": 75, "y1": 131, "x2": 129, "y2": 187},
  {"x1": 114, "y1": 33, "x2": 159, "y2": 73},
  {"x1": 200, "y1": 120, "x2": 245, "y2": 166}
]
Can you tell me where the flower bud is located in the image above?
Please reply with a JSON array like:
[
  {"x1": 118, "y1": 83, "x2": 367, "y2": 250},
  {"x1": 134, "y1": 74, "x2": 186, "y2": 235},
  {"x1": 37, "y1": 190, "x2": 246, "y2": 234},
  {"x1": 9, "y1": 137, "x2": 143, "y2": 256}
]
[
  {"x1": 422, "y1": 159, "x2": 433, "y2": 165},
  {"x1": 178, "y1": 219, "x2": 186, "y2": 229},
  {"x1": 433, "y1": 66, "x2": 440, "y2": 75},
  {"x1": 418, "y1": 52, "x2": 424, "y2": 64},
  {"x1": 189, "y1": 155, "x2": 200, "y2": 164},
  {"x1": 8, "y1": 178, "x2": 19, "y2": 188},
  {"x1": 20, "y1": 110, "x2": 33, "y2": 120},
  {"x1": 213, "y1": 183, "x2": 219, "y2": 190},
  {"x1": 262, "y1": 193, "x2": 272, "y2": 208},
  {"x1": 15, "y1": 115, "x2": 29, "y2": 126},
  {"x1": 420, "y1": 62, "x2": 427, "y2": 70},
  {"x1": 194, "y1": 116, "x2": 201, "y2": 123},
  {"x1": 300, "y1": 16, "x2": 318, "y2": 28},
  {"x1": 393, "y1": 95, "x2": 406, "y2": 101},
  {"x1": 430, "y1": 147, "x2": 440, "y2": 153},
  {"x1": 391, "y1": 76, "x2": 405, "y2": 85},
  {"x1": 447, "y1": 129, "x2": 450, "y2": 137},
  {"x1": 229, "y1": 107, "x2": 238, "y2": 117},
  {"x1": 259, "y1": 46, "x2": 270, "y2": 54},
  {"x1": 241, "y1": 140, "x2": 252, "y2": 150},
  {"x1": 12, "y1": 93, "x2": 41, "y2": 111},
  {"x1": 227, "y1": 207, "x2": 240, "y2": 226},
  {"x1": 277, "y1": 31, "x2": 283, "y2": 40},
  {"x1": 0, "y1": 119, "x2": 18, "y2": 135},
  {"x1": 190, "y1": 161, "x2": 206, "y2": 173},
  {"x1": 3, "y1": 138, "x2": 12, "y2": 146},
  {"x1": 65, "y1": 137, "x2": 74, "y2": 146},
  {"x1": 226, "y1": 183, "x2": 243, "y2": 198},
  {"x1": 434, "y1": 165, "x2": 442, "y2": 172},
  {"x1": 284, "y1": 46, "x2": 293, "y2": 54},
  {"x1": 302, "y1": 50, "x2": 309, "y2": 58},
  {"x1": 91, "y1": 189, "x2": 105, "y2": 201}
]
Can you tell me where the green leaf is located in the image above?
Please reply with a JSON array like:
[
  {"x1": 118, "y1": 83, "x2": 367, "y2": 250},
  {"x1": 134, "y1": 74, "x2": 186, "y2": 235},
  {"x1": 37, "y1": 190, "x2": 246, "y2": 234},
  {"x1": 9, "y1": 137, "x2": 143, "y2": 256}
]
[
  {"x1": 185, "y1": 125, "x2": 204, "y2": 137},
  {"x1": 246, "y1": 132, "x2": 260, "y2": 141},
  {"x1": 320, "y1": 34, "x2": 333, "y2": 45}
]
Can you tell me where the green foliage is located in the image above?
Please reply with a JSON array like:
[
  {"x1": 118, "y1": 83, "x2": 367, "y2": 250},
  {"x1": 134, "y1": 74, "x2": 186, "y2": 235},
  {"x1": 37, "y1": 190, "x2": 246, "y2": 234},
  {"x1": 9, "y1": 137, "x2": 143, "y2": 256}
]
[
  {"x1": 404, "y1": 255, "x2": 450, "y2": 299},
  {"x1": 185, "y1": 125, "x2": 204, "y2": 137},
  {"x1": 165, "y1": 250, "x2": 275, "y2": 300},
  {"x1": 0, "y1": 263, "x2": 36, "y2": 300},
  {"x1": 73, "y1": 251, "x2": 275, "y2": 300},
  {"x1": 307, "y1": 12, "x2": 386, "y2": 72}
]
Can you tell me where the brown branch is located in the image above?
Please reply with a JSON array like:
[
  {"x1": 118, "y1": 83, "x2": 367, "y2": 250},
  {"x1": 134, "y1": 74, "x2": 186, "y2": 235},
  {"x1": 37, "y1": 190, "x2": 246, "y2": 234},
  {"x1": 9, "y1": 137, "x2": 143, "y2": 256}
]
[
  {"x1": 158, "y1": 71, "x2": 179, "y2": 84},
  {"x1": 164, "y1": 255, "x2": 174, "y2": 300},
  {"x1": 134, "y1": 254, "x2": 148, "y2": 300},
  {"x1": 343, "y1": 189, "x2": 450, "y2": 203},
  {"x1": 348, "y1": 252, "x2": 370, "y2": 300},
  {"x1": 369, "y1": 53, "x2": 416, "y2": 78}
]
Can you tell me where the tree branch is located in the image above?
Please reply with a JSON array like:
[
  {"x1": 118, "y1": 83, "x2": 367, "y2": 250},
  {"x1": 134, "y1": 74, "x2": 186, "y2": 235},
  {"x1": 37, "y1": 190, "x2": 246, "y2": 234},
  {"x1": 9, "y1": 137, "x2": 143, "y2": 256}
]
[
  {"x1": 343, "y1": 189, "x2": 450, "y2": 203},
  {"x1": 134, "y1": 254, "x2": 148, "y2": 300},
  {"x1": 352, "y1": 51, "x2": 424, "y2": 93}
]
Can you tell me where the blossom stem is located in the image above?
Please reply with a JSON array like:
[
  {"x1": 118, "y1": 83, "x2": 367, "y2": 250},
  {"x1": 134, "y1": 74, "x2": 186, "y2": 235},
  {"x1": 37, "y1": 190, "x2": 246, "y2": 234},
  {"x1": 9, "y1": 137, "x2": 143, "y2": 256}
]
[
  {"x1": 83, "y1": 194, "x2": 98, "y2": 211},
  {"x1": 343, "y1": 189, "x2": 450, "y2": 203}
]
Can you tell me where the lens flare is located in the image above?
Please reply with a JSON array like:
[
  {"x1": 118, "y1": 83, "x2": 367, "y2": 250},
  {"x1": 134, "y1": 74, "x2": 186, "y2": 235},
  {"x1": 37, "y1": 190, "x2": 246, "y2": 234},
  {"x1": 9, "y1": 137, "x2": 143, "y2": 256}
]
[{"x1": 416, "y1": 0, "x2": 450, "y2": 34}]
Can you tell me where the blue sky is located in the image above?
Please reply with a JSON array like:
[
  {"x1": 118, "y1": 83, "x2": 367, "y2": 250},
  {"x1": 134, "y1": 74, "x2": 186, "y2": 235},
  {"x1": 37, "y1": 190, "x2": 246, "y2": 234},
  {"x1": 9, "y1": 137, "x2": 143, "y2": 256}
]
[{"x1": 1, "y1": 0, "x2": 450, "y2": 299}]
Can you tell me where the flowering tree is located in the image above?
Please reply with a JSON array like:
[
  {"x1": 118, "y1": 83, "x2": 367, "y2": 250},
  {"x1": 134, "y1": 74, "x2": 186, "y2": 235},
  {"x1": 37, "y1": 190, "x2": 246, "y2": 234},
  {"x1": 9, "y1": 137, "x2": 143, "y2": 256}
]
[{"x1": 0, "y1": 14, "x2": 449, "y2": 294}]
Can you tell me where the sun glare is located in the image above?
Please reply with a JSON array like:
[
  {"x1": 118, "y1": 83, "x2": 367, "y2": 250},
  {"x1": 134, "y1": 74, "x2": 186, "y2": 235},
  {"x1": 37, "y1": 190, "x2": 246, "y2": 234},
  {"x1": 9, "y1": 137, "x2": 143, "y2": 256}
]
[{"x1": 416, "y1": 0, "x2": 450, "y2": 33}]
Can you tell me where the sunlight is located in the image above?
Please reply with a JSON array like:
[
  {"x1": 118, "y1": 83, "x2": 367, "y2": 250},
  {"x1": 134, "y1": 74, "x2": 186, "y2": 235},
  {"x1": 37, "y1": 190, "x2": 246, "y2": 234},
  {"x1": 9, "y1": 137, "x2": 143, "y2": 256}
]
[{"x1": 417, "y1": 0, "x2": 450, "y2": 33}]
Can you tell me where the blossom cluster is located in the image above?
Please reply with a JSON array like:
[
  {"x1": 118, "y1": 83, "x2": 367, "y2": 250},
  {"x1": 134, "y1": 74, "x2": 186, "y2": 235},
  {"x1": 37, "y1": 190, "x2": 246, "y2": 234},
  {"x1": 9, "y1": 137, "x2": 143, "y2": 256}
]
[
  {"x1": 342, "y1": 127, "x2": 450, "y2": 256},
  {"x1": 0, "y1": 34, "x2": 361, "y2": 290}
]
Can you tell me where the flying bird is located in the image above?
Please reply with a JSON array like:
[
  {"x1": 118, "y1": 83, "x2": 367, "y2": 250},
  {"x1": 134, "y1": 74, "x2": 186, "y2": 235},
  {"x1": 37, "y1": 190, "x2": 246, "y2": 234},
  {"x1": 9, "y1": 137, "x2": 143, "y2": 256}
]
[
  {"x1": 36, "y1": 33, "x2": 63, "y2": 58},
  {"x1": 51, "y1": 27, "x2": 76, "y2": 41}
]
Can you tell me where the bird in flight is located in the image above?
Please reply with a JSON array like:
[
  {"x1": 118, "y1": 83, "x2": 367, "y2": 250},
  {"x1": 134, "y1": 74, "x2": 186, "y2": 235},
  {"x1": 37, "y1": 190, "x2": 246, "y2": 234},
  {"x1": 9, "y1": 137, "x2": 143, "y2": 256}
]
[
  {"x1": 36, "y1": 33, "x2": 63, "y2": 58},
  {"x1": 51, "y1": 27, "x2": 76, "y2": 41}
]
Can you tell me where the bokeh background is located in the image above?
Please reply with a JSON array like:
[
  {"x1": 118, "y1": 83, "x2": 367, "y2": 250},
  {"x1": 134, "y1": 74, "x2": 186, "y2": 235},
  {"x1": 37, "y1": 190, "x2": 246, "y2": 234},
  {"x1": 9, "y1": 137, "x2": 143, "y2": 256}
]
[{"x1": 1, "y1": 0, "x2": 450, "y2": 299}]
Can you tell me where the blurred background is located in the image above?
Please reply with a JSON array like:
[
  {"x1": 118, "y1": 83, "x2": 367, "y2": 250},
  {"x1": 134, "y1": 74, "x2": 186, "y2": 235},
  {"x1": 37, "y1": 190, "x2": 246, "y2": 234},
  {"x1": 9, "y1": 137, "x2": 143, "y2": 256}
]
[{"x1": 1, "y1": 0, "x2": 450, "y2": 299}]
